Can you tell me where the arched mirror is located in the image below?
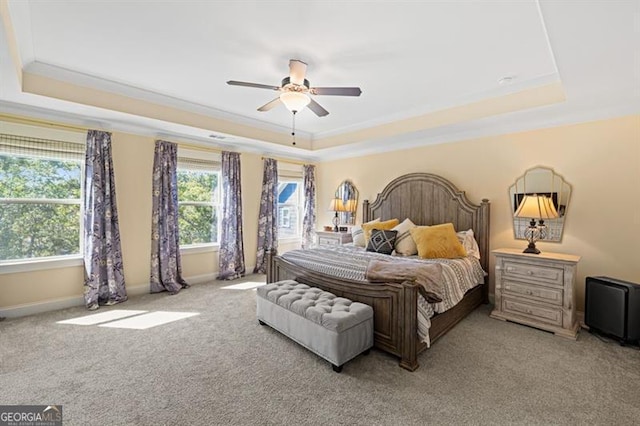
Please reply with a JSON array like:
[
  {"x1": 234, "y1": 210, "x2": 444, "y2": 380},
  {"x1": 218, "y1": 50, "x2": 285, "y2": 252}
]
[
  {"x1": 335, "y1": 180, "x2": 359, "y2": 226},
  {"x1": 509, "y1": 166, "x2": 571, "y2": 242}
]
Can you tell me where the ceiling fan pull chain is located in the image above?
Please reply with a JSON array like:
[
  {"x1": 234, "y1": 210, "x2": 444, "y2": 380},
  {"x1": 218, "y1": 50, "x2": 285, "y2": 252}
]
[{"x1": 291, "y1": 111, "x2": 297, "y2": 145}]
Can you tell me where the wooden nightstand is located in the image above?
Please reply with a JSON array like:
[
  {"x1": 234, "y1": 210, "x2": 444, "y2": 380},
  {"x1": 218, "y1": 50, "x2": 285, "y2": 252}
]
[
  {"x1": 316, "y1": 231, "x2": 352, "y2": 246},
  {"x1": 491, "y1": 248, "x2": 581, "y2": 339}
]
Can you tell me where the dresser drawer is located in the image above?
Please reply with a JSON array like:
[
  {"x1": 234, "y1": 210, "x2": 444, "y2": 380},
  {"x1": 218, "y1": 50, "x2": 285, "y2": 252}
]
[
  {"x1": 502, "y1": 260, "x2": 564, "y2": 286},
  {"x1": 502, "y1": 298, "x2": 563, "y2": 326},
  {"x1": 502, "y1": 280, "x2": 563, "y2": 306}
]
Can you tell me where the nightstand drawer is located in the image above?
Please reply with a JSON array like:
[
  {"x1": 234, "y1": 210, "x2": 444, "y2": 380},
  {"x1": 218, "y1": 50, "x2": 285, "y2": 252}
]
[
  {"x1": 503, "y1": 280, "x2": 563, "y2": 306},
  {"x1": 318, "y1": 237, "x2": 339, "y2": 245},
  {"x1": 503, "y1": 261, "x2": 564, "y2": 286},
  {"x1": 502, "y1": 298, "x2": 563, "y2": 326}
]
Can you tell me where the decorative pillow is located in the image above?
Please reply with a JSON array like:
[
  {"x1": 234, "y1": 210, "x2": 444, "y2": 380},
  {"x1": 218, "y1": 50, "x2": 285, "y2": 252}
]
[
  {"x1": 392, "y1": 218, "x2": 418, "y2": 256},
  {"x1": 366, "y1": 229, "x2": 398, "y2": 255},
  {"x1": 362, "y1": 218, "x2": 399, "y2": 244},
  {"x1": 352, "y1": 218, "x2": 379, "y2": 247},
  {"x1": 410, "y1": 223, "x2": 467, "y2": 259},
  {"x1": 456, "y1": 229, "x2": 481, "y2": 259}
]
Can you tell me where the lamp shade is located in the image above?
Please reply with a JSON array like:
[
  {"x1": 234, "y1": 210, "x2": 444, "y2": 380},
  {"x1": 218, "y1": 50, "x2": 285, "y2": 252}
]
[
  {"x1": 280, "y1": 92, "x2": 310, "y2": 112},
  {"x1": 514, "y1": 194, "x2": 560, "y2": 220},
  {"x1": 328, "y1": 198, "x2": 345, "y2": 212}
]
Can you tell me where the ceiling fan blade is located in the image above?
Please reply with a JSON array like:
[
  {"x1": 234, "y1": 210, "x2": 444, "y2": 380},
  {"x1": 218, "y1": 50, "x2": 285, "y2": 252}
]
[
  {"x1": 289, "y1": 59, "x2": 308, "y2": 85},
  {"x1": 257, "y1": 97, "x2": 281, "y2": 112},
  {"x1": 227, "y1": 80, "x2": 280, "y2": 91},
  {"x1": 310, "y1": 87, "x2": 362, "y2": 96},
  {"x1": 307, "y1": 98, "x2": 329, "y2": 117}
]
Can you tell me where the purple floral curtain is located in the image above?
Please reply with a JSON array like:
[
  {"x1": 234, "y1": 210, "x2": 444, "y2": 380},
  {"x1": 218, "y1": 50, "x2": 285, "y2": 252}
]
[
  {"x1": 301, "y1": 164, "x2": 316, "y2": 249},
  {"x1": 150, "y1": 140, "x2": 189, "y2": 294},
  {"x1": 83, "y1": 130, "x2": 127, "y2": 310},
  {"x1": 217, "y1": 151, "x2": 245, "y2": 280},
  {"x1": 254, "y1": 158, "x2": 278, "y2": 274}
]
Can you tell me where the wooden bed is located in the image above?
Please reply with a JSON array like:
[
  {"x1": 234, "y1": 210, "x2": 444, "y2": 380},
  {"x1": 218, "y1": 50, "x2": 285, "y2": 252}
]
[{"x1": 267, "y1": 172, "x2": 490, "y2": 371}]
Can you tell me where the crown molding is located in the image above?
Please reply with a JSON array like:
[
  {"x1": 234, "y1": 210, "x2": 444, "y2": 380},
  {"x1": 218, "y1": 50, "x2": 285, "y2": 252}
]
[{"x1": 24, "y1": 61, "x2": 313, "y2": 141}]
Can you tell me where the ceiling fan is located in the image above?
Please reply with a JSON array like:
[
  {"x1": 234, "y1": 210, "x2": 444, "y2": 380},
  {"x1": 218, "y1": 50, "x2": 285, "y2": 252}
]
[{"x1": 227, "y1": 59, "x2": 362, "y2": 117}]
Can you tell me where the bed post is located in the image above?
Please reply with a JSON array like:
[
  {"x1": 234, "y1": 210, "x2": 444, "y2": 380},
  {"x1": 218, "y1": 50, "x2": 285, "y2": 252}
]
[
  {"x1": 266, "y1": 249, "x2": 278, "y2": 284},
  {"x1": 399, "y1": 282, "x2": 420, "y2": 371},
  {"x1": 362, "y1": 199, "x2": 370, "y2": 223},
  {"x1": 479, "y1": 199, "x2": 490, "y2": 304}
]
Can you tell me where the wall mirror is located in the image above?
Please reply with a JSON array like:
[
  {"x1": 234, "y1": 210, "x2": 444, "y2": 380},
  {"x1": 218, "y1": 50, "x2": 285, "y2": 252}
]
[
  {"x1": 509, "y1": 166, "x2": 572, "y2": 242},
  {"x1": 335, "y1": 180, "x2": 358, "y2": 226}
]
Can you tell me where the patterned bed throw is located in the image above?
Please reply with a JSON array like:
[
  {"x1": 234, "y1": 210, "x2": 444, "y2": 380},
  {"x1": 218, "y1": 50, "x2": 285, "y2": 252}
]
[
  {"x1": 365, "y1": 259, "x2": 444, "y2": 303},
  {"x1": 280, "y1": 245, "x2": 485, "y2": 345}
]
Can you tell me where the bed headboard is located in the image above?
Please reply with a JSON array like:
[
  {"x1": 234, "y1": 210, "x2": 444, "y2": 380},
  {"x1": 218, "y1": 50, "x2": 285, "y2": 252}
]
[{"x1": 363, "y1": 173, "x2": 490, "y2": 278}]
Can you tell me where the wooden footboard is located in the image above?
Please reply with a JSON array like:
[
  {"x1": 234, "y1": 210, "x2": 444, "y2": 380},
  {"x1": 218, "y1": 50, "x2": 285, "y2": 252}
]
[
  {"x1": 268, "y1": 249, "x2": 424, "y2": 370},
  {"x1": 265, "y1": 172, "x2": 489, "y2": 371}
]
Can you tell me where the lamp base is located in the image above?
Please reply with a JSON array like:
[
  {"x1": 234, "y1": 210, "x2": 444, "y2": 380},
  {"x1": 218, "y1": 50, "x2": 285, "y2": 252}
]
[
  {"x1": 332, "y1": 212, "x2": 339, "y2": 233},
  {"x1": 523, "y1": 242, "x2": 541, "y2": 254}
]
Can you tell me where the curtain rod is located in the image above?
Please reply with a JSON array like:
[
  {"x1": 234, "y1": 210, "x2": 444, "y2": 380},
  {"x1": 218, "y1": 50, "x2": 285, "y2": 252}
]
[
  {"x1": 262, "y1": 156, "x2": 311, "y2": 166},
  {"x1": 0, "y1": 113, "x2": 89, "y2": 133}
]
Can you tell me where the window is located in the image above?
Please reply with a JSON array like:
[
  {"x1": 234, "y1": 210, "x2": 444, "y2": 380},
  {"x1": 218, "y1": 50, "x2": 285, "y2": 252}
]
[
  {"x1": 0, "y1": 134, "x2": 84, "y2": 262},
  {"x1": 277, "y1": 179, "x2": 303, "y2": 239},
  {"x1": 177, "y1": 155, "x2": 220, "y2": 246}
]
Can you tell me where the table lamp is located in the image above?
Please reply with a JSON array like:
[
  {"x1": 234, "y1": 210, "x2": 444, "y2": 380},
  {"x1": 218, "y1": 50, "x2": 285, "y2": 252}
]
[{"x1": 514, "y1": 194, "x2": 559, "y2": 254}]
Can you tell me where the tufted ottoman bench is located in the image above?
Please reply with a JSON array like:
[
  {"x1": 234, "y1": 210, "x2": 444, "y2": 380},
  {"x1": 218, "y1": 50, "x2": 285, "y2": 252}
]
[{"x1": 257, "y1": 280, "x2": 373, "y2": 372}]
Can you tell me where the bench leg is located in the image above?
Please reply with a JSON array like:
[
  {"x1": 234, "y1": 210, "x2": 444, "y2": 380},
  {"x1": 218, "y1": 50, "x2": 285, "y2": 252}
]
[{"x1": 332, "y1": 364, "x2": 343, "y2": 373}]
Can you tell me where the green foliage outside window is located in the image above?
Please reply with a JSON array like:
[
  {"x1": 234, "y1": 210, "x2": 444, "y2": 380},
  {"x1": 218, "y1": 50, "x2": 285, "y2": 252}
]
[
  {"x1": 177, "y1": 169, "x2": 219, "y2": 245},
  {"x1": 0, "y1": 156, "x2": 81, "y2": 260}
]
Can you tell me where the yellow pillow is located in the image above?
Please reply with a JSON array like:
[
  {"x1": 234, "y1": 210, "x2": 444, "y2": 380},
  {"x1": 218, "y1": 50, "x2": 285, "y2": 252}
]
[
  {"x1": 362, "y1": 218, "x2": 399, "y2": 244},
  {"x1": 410, "y1": 223, "x2": 467, "y2": 259}
]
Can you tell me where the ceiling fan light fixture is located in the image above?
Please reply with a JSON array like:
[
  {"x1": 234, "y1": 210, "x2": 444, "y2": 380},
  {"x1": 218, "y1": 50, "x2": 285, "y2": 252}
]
[{"x1": 280, "y1": 91, "x2": 310, "y2": 113}]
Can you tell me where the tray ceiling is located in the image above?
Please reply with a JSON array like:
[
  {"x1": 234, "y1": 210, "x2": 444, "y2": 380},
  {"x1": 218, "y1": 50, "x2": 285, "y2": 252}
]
[{"x1": 1, "y1": 0, "x2": 638, "y2": 160}]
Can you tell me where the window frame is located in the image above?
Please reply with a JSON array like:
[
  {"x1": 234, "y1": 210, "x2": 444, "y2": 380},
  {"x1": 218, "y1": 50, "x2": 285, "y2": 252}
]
[
  {"x1": 176, "y1": 161, "x2": 221, "y2": 250},
  {"x1": 0, "y1": 150, "x2": 85, "y2": 267},
  {"x1": 277, "y1": 177, "x2": 304, "y2": 242}
]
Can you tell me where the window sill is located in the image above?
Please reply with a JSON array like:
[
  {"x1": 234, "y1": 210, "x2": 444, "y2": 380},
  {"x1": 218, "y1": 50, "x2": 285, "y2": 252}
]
[
  {"x1": 180, "y1": 244, "x2": 219, "y2": 255},
  {"x1": 0, "y1": 255, "x2": 84, "y2": 275}
]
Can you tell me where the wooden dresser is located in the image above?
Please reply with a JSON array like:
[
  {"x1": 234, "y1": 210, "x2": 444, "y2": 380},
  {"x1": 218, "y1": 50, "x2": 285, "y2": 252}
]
[
  {"x1": 316, "y1": 231, "x2": 352, "y2": 246},
  {"x1": 491, "y1": 248, "x2": 581, "y2": 339}
]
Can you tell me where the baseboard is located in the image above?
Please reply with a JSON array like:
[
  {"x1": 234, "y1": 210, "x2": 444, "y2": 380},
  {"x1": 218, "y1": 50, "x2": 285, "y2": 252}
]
[
  {"x1": 0, "y1": 295, "x2": 86, "y2": 319},
  {"x1": 0, "y1": 268, "x2": 259, "y2": 320}
]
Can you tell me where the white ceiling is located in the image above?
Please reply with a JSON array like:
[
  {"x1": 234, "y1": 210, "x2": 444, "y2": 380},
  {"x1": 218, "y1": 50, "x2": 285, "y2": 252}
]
[{"x1": 1, "y1": 0, "x2": 638, "y2": 161}]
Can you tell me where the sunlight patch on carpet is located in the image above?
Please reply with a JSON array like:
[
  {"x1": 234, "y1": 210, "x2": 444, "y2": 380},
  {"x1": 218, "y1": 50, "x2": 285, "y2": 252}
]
[
  {"x1": 57, "y1": 310, "x2": 148, "y2": 325},
  {"x1": 98, "y1": 311, "x2": 200, "y2": 329},
  {"x1": 221, "y1": 281, "x2": 265, "y2": 290}
]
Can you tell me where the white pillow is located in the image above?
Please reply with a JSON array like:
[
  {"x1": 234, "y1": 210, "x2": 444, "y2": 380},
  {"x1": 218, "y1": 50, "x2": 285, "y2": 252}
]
[
  {"x1": 456, "y1": 229, "x2": 481, "y2": 259},
  {"x1": 352, "y1": 218, "x2": 380, "y2": 247},
  {"x1": 392, "y1": 218, "x2": 418, "y2": 256}
]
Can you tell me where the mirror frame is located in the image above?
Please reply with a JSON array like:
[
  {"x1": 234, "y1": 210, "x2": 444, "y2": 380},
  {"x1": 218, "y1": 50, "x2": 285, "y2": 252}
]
[
  {"x1": 509, "y1": 166, "x2": 572, "y2": 242},
  {"x1": 335, "y1": 180, "x2": 358, "y2": 226}
]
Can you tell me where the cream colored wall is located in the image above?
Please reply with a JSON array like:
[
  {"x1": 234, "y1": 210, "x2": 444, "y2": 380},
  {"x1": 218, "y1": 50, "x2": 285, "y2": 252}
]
[
  {"x1": 0, "y1": 130, "x2": 274, "y2": 310},
  {"x1": 316, "y1": 115, "x2": 640, "y2": 310},
  {"x1": 3, "y1": 115, "x2": 637, "y2": 312}
]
